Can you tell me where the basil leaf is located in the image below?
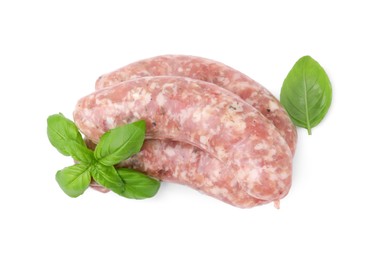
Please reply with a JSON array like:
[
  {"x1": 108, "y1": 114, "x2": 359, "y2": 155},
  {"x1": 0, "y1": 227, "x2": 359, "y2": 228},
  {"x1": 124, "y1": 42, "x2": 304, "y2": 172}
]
[
  {"x1": 91, "y1": 163, "x2": 124, "y2": 193},
  {"x1": 280, "y1": 56, "x2": 332, "y2": 135},
  {"x1": 56, "y1": 164, "x2": 91, "y2": 198},
  {"x1": 94, "y1": 120, "x2": 146, "y2": 166},
  {"x1": 47, "y1": 113, "x2": 93, "y2": 161},
  {"x1": 66, "y1": 142, "x2": 95, "y2": 163},
  {"x1": 116, "y1": 168, "x2": 160, "y2": 199}
]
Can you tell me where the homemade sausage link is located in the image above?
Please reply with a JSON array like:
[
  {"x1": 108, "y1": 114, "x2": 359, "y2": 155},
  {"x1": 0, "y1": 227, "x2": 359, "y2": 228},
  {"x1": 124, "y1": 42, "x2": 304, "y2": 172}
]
[
  {"x1": 74, "y1": 77, "x2": 292, "y2": 203},
  {"x1": 121, "y1": 140, "x2": 270, "y2": 208},
  {"x1": 85, "y1": 138, "x2": 268, "y2": 208},
  {"x1": 95, "y1": 55, "x2": 297, "y2": 155}
]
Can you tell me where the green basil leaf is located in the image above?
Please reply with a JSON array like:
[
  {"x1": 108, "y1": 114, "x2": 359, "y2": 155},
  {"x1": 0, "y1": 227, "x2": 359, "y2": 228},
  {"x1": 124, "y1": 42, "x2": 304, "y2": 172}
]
[
  {"x1": 94, "y1": 120, "x2": 146, "y2": 166},
  {"x1": 116, "y1": 168, "x2": 160, "y2": 199},
  {"x1": 66, "y1": 141, "x2": 95, "y2": 163},
  {"x1": 47, "y1": 113, "x2": 93, "y2": 162},
  {"x1": 56, "y1": 164, "x2": 91, "y2": 198},
  {"x1": 280, "y1": 56, "x2": 332, "y2": 135},
  {"x1": 91, "y1": 163, "x2": 124, "y2": 193}
]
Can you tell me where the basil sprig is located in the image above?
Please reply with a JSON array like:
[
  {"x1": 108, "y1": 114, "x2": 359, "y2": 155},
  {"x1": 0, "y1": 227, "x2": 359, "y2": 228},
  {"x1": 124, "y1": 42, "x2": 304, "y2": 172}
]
[
  {"x1": 280, "y1": 56, "x2": 332, "y2": 135},
  {"x1": 47, "y1": 113, "x2": 160, "y2": 199}
]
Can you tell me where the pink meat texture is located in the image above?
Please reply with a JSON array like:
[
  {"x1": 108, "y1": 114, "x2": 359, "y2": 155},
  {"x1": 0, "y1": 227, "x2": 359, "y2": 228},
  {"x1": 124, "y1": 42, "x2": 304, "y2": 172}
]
[
  {"x1": 96, "y1": 55, "x2": 297, "y2": 154},
  {"x1": 74, "y1": 76, "x2": 293, "y2": 208}
]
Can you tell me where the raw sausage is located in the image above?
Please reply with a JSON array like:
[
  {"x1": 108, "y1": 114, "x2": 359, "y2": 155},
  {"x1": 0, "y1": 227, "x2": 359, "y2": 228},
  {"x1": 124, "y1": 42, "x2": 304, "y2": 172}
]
[
  {"x1": 122, "y1": 140, "x2": 268, "y2": 208},
  {"x1": 95, "y1": 55, "x2": 297, "y2": 155},
  {"x1": 92, "y1": 56, "x2": 296, "y2": 207},
  {"x1": 77, "y1": 77, "x2": 292, "y2": 206},
  {"x1": 74, "y1": 76, "x2": 292, "y2": 206},
  {"x1": 86, "y1": 138, "x2": 268, "y2": 208}
]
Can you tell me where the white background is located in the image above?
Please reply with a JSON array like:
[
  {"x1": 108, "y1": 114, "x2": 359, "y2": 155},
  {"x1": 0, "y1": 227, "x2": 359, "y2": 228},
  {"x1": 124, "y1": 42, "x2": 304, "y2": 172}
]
[{"x1": 1, "y1": 0, "x2": 378, "y2": 259}]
